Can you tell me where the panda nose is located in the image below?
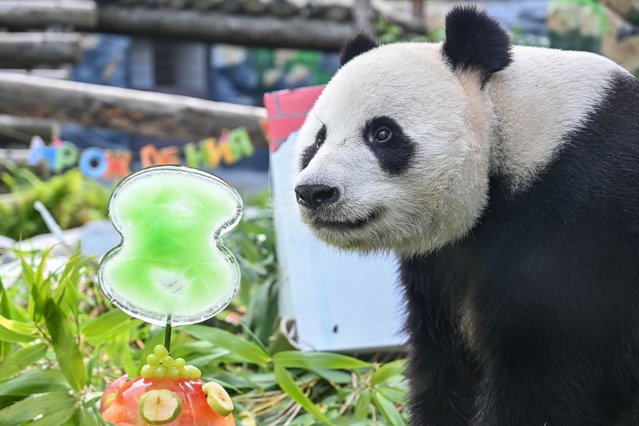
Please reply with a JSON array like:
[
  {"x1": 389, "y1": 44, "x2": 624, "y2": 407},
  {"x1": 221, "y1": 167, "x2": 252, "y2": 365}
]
[{"x1": 295, "y1": 184, "x2": 340, "y2": 209}]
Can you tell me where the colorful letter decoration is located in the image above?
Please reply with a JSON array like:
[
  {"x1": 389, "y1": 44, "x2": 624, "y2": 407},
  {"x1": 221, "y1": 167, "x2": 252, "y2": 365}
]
[{"x1": 99, "y1": 165, "x2": 242, "y2": 326}]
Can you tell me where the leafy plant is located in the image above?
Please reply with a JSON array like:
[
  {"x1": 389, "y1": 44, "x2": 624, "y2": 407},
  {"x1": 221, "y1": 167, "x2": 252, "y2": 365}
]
[
  {"x1": 0, "y1": 173, "x2": 409, "y2": 425},
  {"x1": 374, "y1": 17, "x2": 434, "y2": 44},
  {"x1": 0, "y1": 164, "x2": 109, "y2": 240}
]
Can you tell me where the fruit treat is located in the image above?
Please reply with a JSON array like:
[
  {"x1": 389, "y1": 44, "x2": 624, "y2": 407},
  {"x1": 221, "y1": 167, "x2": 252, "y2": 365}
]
[
  {"x1": 99, "y1": 166, "x2": 242, "y2": 326},
  {"x1": 101, "y1": 345, "x2": 235, "y2": 425}
]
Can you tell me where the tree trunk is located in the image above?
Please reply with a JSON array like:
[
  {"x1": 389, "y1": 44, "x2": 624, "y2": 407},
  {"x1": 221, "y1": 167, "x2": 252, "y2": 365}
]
[
  {"x1": 0, "y1": 72, "x2": 268, "y2": 146},
  {"x1": 0, "y1": 33, "x2": 83, "y2": 68}
]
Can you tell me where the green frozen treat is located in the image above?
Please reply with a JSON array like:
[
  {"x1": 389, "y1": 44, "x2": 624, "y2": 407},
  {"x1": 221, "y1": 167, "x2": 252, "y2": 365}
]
[{"x1": 99, "y1": 166, "x2": 242, "y2": 326}]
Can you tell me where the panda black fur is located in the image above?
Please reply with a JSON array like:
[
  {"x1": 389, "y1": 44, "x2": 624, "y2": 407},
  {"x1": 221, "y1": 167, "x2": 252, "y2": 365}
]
[{"x1": 294, "y1": 6, "x2": 639, "y2": 426}]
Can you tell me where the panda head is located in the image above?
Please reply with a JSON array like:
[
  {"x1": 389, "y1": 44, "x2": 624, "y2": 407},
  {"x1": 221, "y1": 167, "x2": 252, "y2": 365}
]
[{"x1": 294, "y1": 6, "x2": 512, "y2": 256}]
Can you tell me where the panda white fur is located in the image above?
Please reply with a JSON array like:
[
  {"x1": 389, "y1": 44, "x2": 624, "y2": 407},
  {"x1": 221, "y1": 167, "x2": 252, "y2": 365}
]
[{"x1": 293, "y1": 6, "x2": 639, "y2": 426}]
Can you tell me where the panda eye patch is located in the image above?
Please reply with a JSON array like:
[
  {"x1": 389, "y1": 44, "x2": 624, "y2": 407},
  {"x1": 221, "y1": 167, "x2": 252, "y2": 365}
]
[
  {"x1": 364, "y1": 117, "x2": 398, "y2": 145},
  {"x1": 362, "y1": 116, "x2": 414, "y2": 175},
  {"x1": 374, "y1": 127, "x2": 392, "y2": 143},
  {"x1": 300, "y1": 124, "x2": 326, "y2": 170},
  {"x1": 315, "y1": 124, "x2": 327, "y2": 148}
]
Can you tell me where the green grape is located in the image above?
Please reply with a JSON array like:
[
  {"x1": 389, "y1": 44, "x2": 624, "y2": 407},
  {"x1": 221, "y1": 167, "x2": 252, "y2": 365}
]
[
  {"x1": 146, "y1": 354, "x2": 159, "y2": 366},
  {"x1": 174, "y1": 358, "x2": 186, "y2": 369},
  {"x1": 140, "y1": 365, "x2": 154, "y2": 379},
  {"x1": 154, "y1": 345, "x2": 169, "y2": 358},
  {"x1": 168, "y1": 366, "x2": 181, "y2": 379},
  {"x1": 178, "y1": 367, "x2": 187, "y2": 379},
  {"x1": 155, "y1": 365, "x2": 167, "y2": 378},
  {"x1": 193, "y1": 367, "x2": 201, "y2": 379},
  {"x1": 184, "y1": 365, "x2": 201, "y2": 380},
  {"x1": 162, "y1": 356, "x2": 175, "y2": 368}
]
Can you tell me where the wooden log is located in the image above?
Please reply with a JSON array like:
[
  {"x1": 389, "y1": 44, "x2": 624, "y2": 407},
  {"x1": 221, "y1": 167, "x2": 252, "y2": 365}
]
[
  {"x1": 97, "y1": 5, "x2": 354, "y2": 50},
  {"x1": 0, "y1": 33, "x2": 83, "y2": 68},
  {"x1": 0, "y1": 115, "x2": 54, "y2": 140},
  {"x1": 269, "y1": 0, "x2": 299, "y2": 18},
  {"x1": 241, "y1": 0, "x2": 269, "y2": 16},
  {"x1": 0, "y1": 72, "x2": 268, "y2": 146},
  {"x1": 0, "y1": 1, "x2": 96, "y2": 30}
]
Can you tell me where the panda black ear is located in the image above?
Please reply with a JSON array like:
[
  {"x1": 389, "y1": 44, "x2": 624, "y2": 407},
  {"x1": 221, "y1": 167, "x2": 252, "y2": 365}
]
[
  {"x1": 442, "y1": 6, "x2": 512, "y2": 87},
  {"x1": 340, "y1": 33, "x2": 379, "y2": 66}
]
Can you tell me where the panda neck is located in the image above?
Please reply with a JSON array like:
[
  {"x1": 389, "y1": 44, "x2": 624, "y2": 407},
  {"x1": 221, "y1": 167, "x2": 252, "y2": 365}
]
[{"x1": 485, "y1": 45, "x2": 624, "y2": 191}]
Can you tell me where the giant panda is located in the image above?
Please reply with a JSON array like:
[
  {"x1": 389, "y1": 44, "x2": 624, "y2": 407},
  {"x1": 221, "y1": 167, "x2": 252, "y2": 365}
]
[{"x1": 292, "y1": 5, "x2": 639, "y2": 426}]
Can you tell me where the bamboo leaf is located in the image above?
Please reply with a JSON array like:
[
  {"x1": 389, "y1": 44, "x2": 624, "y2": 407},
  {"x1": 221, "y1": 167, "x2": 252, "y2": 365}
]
[
  {"x1": 274, "y1": 364, "x2": 333, "y2": 425},
  {"x1": 18, "y1": 254, "x2": 41, "y2": 321},
  {"x1": 333, "y1": 419, "x2": 371, "y2": 426},
  {"x1": 75, "y1": 407, "x2": 101, "y2": 426},
  {"x1": 0, "y1": 343, "x2": 48, "y2": 382},
  {"x1": 202, "y1": 370, "x2": 260, "y2": 392},
  {"x1": 372, "y1": 360, "x2": 406, "y2": 385},
  {"x1": 0, "y1": 315, "x2": 37, "y2": 343},
  {"x1": 114, "y1": 331, "x2": 138, "y2": 377},
  {"x1": 34, "y1": 247, "x2": 52, "y2": 285},
  {"x1": 273, "y1": 351, "x2": 370, "y2": 370},
  {"x1": 312, "y1": 368, "x2": 353, "y2": 384},
  {"x1": 0, "y1": 392, "x2": 76, "y2": 426},
  {"x1": 0, "y1": 368, "x2": 69, "y2": 396},
  {"x1": 0, "y1": 396, "x2": 21, "y2": 411},
  {"x1": 0, "y1": 278, "x2": 28, "y2": 323},
  {"x1": 373, "y1": 391, "x2": 407, "y2": 426},
  {"x1": 45, "y1": 299, "x2": 87, "y2": 391},
  {"x1": 18, "y1": 250, "x2": 53, "y2": 322},
  {"x1": 182, "y1": 325, "x2": 270, "y2": 365},
  {"x1": 354, "y1": 389, "x2": 372, "y2": 419},
  {"x1": 53, "y1": 250, "x2": 86, "y2": 319},
  {"x1": 376, "y1": 385, "x2": 407, "y2": 405},
  {"x1": 82, "y1": 309, "x2": 138, "y2": 344},
  {"x1": 0, "y1": 280, "x2": 18, "y2": 360}
]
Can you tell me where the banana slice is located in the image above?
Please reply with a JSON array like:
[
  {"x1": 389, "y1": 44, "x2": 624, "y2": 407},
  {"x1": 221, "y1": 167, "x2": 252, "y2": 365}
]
[
  {"x1": 139, "y1": 389, "x2": 182, "y2": 424},
  {"x1": 202, "y1": 382, "x2": 234, "y2": 417}
]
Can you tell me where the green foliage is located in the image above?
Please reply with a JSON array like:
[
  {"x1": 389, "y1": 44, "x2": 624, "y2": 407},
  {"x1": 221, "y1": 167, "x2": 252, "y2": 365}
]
[
  {"x1": 374, "y1": 17, "x2": 433, "y2": 44},
  {"x1": 0, "y1": 164, "x2": 109, "y2": 240},
  {"x1": 0, "y1": 172, "x2": 408, "y2": 425}
]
